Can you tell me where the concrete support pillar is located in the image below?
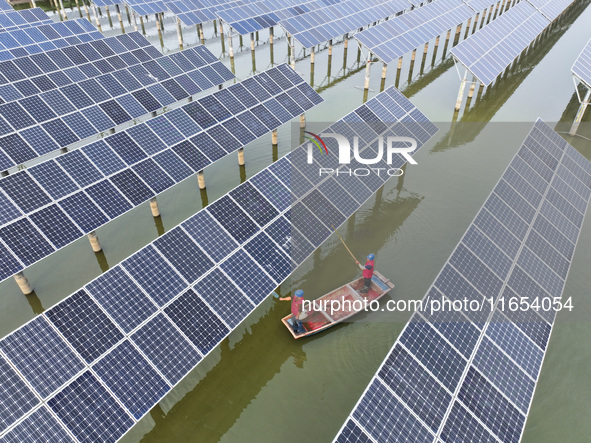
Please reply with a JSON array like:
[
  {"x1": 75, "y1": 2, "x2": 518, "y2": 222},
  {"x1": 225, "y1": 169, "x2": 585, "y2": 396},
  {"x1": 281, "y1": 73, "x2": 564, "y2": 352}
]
[
  {"x1": 140, "y1": 16, "x2": 146, "y2": 35},
  {"x1": 269, "y1": 26, "x2": 274, "y2": 45},
  {"x1": 381, "y1": 62, "x2": 387, "y2": 80},
  {"x1": 480, "y1": 8, "x2": 488, "y2": 28},
  {"x1": 472, "y1": 13, "x2": 479, "y2": 33},
  {"x1": 125, "y1": 5, "x2": 131, "y2": 24},
  {"x1": 300, "y1": 114, "x2": 306, "y2": 129},
  {"x1": 219, "y1": 19, "x2": 224, "y2": 44},
  {"x1": 570, "y1": 89, "x2": 591, "y2": 136},
  {"x1": 132, "y1": 12, "x2": 138, "y2": 31},
  {"x1": 198, "y1": 171, "x2": 206, "y2": 189},
  {"x1": 237, "y1": 148, "x2": 245, "y2": 166},
  {"x1": 116, "y1": 5, "x2": 125, "y2": 33},
  {"x1": 272, "y1": 129, "x2": 278, "y2": 145},
  {"x1": 88, "y1": 231, "x2": 102, "y2": 252},
  {"x1": 75, "y1": 0, "x2": 82, "y2": 18},
  {"x1": 92, "y1": 5, "x2": 102, "y2": 32},
  {"x1": 57, "y1": 0, "x2": 67, "y2": 21},
  {"x1": 14, "y1": 272, "x2": 33, "y2": 295},
  {"x1": 455, "y1": 71, "x2": 468, "y2": 112},
  {"x1": 328, "y1": 39, "x2": 333, "y2": 56},
  {"x1": 176, "y1": 17, "x2": 184, "y2": 50},
  {"x1": 149, "y1": 197, "x2": 160, "y2": 217},
  {"x1": 105, "y1": 5, "x2": 113, "y2": 28},
  {"x1": 250, "y1": 32, "x2": 255, "y2": 51},
  {"x1": 289, "y1": 34, "x2": 296, "y2": 70},
  {"x1": 83, "y1": 0, "x2": 90, "y2": 22},
  {"x1": 159, "y1": 12, "x2": 164, "y2": 30},
  {"x1": 411, "y1": 48, "x2": 416, "y2": 62},
  {"x1": 228, "y1": 28, "x2": 235, "y2": 73},
  {"x1": 464, "y1": 18, "x2": 471, "y2": 38},
  {"x1": 156, "y1": 14, "x2": 164, "y2": 48},
  {"x1": 198, "y1": 23, "x2": 205, "y2": 44},
  {"x1": 364, "y1": 58, "x2": 372, "y2": 91},
  {"x1": 310, "y1": 46, "x2": 315, "y2": 65}
]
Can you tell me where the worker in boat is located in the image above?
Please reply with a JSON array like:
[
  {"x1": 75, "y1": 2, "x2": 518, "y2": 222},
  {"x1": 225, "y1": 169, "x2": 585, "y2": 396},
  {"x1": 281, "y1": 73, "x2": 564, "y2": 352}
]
[
  {"x1": 356, "y1": 253, "x2": 375, "y2": 293},
  {"x1": 279, "y1": 290, "x2": 306, "y2": 334}
]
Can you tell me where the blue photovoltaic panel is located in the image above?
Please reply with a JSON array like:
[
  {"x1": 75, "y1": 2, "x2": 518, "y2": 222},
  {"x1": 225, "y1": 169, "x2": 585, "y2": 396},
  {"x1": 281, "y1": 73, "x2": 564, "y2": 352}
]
[
  {"x1": 46, "y1": 289, "x2": 125, "y2": 364},
  {"x1": 93, "y1": 340, "x2": 170, "y2": 419},
  {"x1": 131, "y1": 313, "x2": 202, "y2": 385},
  {"x1": 334, "y1": 119, "x2": 591, "y2": 443},
  {"x1": 526, "y1": 0, "x2": 574, "y2": 21},
  {"x1": 48, "y1": 371, "x2": 135, "y2": 443},
  {"x1": 0, "y1": 45, "x2": 233, "y2": 168},
  {"x1": 125, "y1": 0, "x2": 168, "y2": 15},
  {"x1": 0, "y1": 316, "x2": 85, "y2": 398},
  {"x1": 0, "y1": 406, "x2": 74, "y2": 443},
  {"x1": 0, "y1": 9, "x2": 54, "y2": 33},
  {"x1": 0, "y1": 65, "x2": 317, "y2": 283},
  {"x1": 0, "y1": 0, "x2": 13, "y2": 11},
  {"x1": 0, "y1": 86, "x2": 438, "y2": 442},
  {"x1": 355, "y1": 0, "x2": 475, "y2": 64},
  {"x1": 281, "y1": 0, "x2": 409, "y2": 48},
  {"x1": 0, "y1": 355, "x2": 39, "y2": 434},
  {"x1": 86, "y1": 266, "x2": 158, "y2": 334},
  {"x1": 572, "y1": 38, "x2": 591, "y2": 89},
  {"x1": 451, "y1": 2, "x2": 551, "y2": 85}
]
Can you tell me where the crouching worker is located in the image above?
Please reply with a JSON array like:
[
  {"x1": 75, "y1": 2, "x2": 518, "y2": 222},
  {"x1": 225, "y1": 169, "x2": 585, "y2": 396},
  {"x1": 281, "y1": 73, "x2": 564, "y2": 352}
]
[{"x1": 279, "y1": 290, "x2": 306, "y2": 334}]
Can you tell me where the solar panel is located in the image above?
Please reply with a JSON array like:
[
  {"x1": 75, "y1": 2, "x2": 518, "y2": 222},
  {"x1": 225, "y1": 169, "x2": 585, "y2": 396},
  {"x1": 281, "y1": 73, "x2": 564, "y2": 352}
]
[
  {"x1": 0, "y1": 0, "x2": 12, "y2": 11},
  {"x1": 281, "y1": 0, "x2": 409, "y2": 48},
  {"x1": 0, "y1": 85, "x2": 438, "y2": 442},
  {"x1": 572, "y1": 38, "x2": 591, "y2": 90},
  {"x1": 355, "y1": 0, "x2": 475, "y2": 64},
  {"x1": 125, "y1": 0, "x2": 168, "y2": 15},
  {"x1": 0, "y1": 46, "x2": 233, "y2": 168},
  {"x1": 451, "y1": 2, "x2": 551, "y2": 85},
  {"x1": 0, "y1": 19, "x2": 104, "y2": 62},
  {"x1": 0, "y1": 65, "x2": 317, "y2": 281},
  {"x1": 0, "y1": 406, "x2": 74, "y2": 443},
  {"x1": 526, "y1": 0, "x2": 574, "y2": 21},
  {"x1": 335, "y1": 119, "x2": 591, "y2": 443},
  {"x1": 0, "y1": 9, "x2": 54, "y2": 33}
]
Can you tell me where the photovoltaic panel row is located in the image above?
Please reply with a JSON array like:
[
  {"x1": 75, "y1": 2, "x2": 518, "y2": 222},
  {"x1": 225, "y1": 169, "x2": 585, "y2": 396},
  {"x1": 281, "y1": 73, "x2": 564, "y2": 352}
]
[
  {"x1": 0, "y1": 19, "x2": 104, "y2": 62},
  {"x1": 0, "y1": 8, "x2": 53, "y2": 32},
  {"x1": 280, "y1": 0, "x2": 410, "y2": 49},
  {"x1": 571, "y1": 38, "x2": 591, "y2": 90},
  {"x1": 0, "y1": 45, "x2": 232, "y2": 170},
  {"x1": 0, "y1": 0, "x2": 11, "y2": 11},
  {"x1": 355, "y1": 0, "x2": 475, "y2": 64},
  {"x1": 216, "y1": 0, "x2": 332, "y2": 36},
  {"x1": 167, "y1": 0, "x2": 240, "y2": 27},
  {"x1": 126, "y1": 0, "x2": 169, "y2": 15},
  {"x1": 334, "y1": 119, "x2": 591, "y2": 443},
  {"x1": 0, "y1": 32, "x2": 159, "y2": 103},
  {"x1": 463, "y1": 0, "x2": 500, "y2": 13},
  {"x1": 0, "y1": 85, "x2": 437, "y2": 443},
  {"x1": 0, "y1": 64, "x2": 319, "y2": 283},
  {"x1": 451, "y1": 2, "x2": 550, "y2": 85},
  {"x1": 526, "y1": 0, "x2": 574, "y2": 21}
]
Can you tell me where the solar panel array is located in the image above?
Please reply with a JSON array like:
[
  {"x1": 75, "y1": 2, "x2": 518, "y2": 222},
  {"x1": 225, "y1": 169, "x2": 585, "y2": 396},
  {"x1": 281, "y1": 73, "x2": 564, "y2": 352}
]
[
  {"x1": 334, "y1": 119, "x2": 591, "y2": 443},
  {"x1": 355, "y1": 0, "x2": 475, "y2": 64},
  {"x1": 0, "y1": 45, "x2": 232, "y2": 169},
  {"x1": 0, "y1": 32, "x2": 161, "y2": 105},
  {"x1": 216, "y1": 0, "x2": 329, "y2": 35},
  {"x1": 451, "y1": 2, "x2": 550, "y2": 86},
  {"x1": 167, "y1": 0, "x2": 239, "y2": 27},
  {"x1": 0, "y1": 8, "x2": 53, "y2": 32},
  {"x1": 571, "y1": 38, "x2": 591, "y2": 89},
  {"x1": 0, "y1": 85, "x2": 437, "y2": 443},
  {"x1": 526, "y1": 0, "x2": 574, "y2": 21},
  {"x1": 0, "y1": 19, "x2": 104, "y2": 62},
  {"x1": 280, "y1": 0, "x2": 409, "y2": 49},
  {"x1": 0, "y1": 64, "x2": 320, "y2": 283},
  {"x1": 126, "y1": 0, "x2": 169, "y2": 15},
  {"x1": 0, "y1": 0, "x2": 11, "y2": 12}
]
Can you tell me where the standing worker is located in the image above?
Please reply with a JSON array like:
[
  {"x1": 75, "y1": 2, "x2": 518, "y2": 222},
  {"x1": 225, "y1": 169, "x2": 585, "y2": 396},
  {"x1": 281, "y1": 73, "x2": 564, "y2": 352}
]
[
  {"x1": 279, "y1": 290, "x2": 306, "y2": 334},
  {"x1": 356, "y1": 253, "x2": 375, "y2": 293}
]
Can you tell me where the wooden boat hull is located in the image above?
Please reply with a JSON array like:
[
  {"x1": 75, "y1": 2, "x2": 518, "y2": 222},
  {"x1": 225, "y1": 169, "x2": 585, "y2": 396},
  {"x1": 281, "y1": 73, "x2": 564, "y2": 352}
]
[{"x1": 281, "y1": 271, "x2": 395, "y2": 339}]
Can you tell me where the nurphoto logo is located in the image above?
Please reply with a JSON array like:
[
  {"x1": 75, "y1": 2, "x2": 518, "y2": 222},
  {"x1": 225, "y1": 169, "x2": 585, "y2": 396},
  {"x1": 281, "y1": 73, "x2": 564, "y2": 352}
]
[{"x1": 304, "y1": 131, "x2": 418, "y2": 177}]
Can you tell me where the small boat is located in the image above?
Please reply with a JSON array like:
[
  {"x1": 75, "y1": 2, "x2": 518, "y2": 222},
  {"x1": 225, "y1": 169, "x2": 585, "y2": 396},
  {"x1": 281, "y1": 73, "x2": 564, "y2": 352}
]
[{"x1": 281, "y1": 271, "x2": 395, "y2": 339}]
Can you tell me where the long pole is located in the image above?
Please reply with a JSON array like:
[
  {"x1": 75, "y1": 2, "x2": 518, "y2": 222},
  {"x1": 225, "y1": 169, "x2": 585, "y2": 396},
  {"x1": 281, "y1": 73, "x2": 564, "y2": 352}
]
[{"x1": 332, "y1": 225, "x2": 360, "y2": 266}]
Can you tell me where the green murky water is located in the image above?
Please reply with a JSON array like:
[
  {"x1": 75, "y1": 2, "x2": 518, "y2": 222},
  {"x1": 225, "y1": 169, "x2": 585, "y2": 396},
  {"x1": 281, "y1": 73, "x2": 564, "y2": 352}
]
[{"x1": 1, "y1": 2, "x2": 591, "y2": 442}]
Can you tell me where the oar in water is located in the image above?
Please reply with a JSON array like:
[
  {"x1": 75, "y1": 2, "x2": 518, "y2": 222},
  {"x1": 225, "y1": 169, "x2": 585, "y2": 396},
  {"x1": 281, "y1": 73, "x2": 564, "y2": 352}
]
[{"x1": 331, "y1": 225, "x2": 362, "y2": 269}]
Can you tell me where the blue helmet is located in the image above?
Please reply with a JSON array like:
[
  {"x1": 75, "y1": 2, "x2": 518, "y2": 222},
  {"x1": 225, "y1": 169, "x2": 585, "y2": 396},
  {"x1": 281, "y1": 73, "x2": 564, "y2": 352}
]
[
  {"x1": 367, "y1": 254, "x2": 375, "y2": 260},
  {"x1": 294, "y1": 289, "x2": 304, "y2": 298}
]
